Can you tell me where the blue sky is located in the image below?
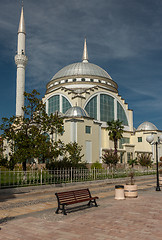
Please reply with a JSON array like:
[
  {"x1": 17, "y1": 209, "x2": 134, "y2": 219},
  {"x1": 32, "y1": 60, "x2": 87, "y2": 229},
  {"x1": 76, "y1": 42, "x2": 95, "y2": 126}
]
[{"x1": 1, "y1": 0, "x2": 162, "y2": 129}]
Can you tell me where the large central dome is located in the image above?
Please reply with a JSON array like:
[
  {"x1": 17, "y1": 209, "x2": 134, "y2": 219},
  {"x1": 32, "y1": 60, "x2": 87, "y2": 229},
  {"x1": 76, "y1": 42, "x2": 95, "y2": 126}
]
[
  {"x1": 46, "y1": 39, "x2": 118, "y2": 94},
  {"x1": 51, "y1": 38, "x2": 112, "y2": 81},
  {"x1": 52, "y1": 62, "x2": 112, "y2": 81}
]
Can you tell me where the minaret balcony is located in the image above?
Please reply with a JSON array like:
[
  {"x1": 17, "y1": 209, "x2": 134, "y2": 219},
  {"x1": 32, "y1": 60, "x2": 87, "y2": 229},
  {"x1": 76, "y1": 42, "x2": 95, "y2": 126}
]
[{"x1": 15, "y1": 54, "x2": 28, "y2": 66}]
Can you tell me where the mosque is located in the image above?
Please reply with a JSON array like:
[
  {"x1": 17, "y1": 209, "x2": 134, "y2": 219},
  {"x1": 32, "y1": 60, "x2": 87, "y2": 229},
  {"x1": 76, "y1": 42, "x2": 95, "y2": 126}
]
[{"x1": 15, "y1": 7, "x2": 162, "y2": 165}]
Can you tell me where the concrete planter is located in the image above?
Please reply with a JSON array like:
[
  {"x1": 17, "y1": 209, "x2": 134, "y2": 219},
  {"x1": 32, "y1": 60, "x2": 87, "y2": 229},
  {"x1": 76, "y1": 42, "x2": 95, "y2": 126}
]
[{"x1": 124, "y1": 184, "x2": 138, "y2": 198}]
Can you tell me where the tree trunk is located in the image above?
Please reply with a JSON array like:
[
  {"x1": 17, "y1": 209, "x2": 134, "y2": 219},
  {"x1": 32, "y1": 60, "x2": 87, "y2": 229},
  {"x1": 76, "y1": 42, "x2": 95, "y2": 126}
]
[
  {"x1": 22, "y1": 160, "x2": 26, "y2": 171},
  {"x1": 114, "y1": 140, "x2": 117, "y2": 156}
]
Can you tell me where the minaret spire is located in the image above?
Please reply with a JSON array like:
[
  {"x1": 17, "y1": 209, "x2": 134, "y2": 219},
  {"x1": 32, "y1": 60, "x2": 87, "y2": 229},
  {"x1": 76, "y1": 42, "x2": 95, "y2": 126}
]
[
  {"x1": 18, "y1": 6, "x2": 26, "y2": 34},
  {"x1": 82, "y1": 38, "x2": 88, "y2": 63},
  {"x1": 15, "y1": 6, "x2": 28, "y2": 117}
]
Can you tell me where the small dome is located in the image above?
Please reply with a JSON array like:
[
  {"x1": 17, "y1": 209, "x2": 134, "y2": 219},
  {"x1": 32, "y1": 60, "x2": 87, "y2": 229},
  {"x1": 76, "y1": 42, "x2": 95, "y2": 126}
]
[
  {"x1": 137, "y1": 121, "x2": 158, "y2": 131},
  {"x1": 51, "y1": 62, "x2": 112, "y2": 81},
  {"x1": 65, "y1": 106, "x2": 89, "y2": 117}
]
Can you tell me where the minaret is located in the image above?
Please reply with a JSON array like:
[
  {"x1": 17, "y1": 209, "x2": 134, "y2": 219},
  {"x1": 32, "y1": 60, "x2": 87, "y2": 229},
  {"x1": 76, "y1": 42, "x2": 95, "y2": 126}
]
[
  {"x1": 82, "y1": 38, "x2": 88, "y2": 63},
  {"x1": 15, "y1": 6, "x2": 28, "y2": 117}
]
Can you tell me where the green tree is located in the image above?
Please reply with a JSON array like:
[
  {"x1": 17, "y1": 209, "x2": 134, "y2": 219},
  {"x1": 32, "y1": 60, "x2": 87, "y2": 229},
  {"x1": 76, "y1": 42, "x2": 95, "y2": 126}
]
[
  {"x1": 128, "y1": 158, "x2": 138, "y2": 168},
  {"x1": 65, "y1": 142, "x2": 85, "y2": 168},
  {"x1": 0, "y1": 90, "x2": 64, "y2": 171},
  {"x1": 46, "y1": 141, "x2": 86, "y2": 169},
  {"x1": 106, "y1": 119, "x2": 124, "y2": 155},
  {"x1": 102, "y1": 149, "x2": 120, "y2": 169},
  {"x1": 0, "y1": 155, "x2": 8, "y2": 169},
  {"x1": 138, "y1": 153, "x2": 152, "y2": 171}
]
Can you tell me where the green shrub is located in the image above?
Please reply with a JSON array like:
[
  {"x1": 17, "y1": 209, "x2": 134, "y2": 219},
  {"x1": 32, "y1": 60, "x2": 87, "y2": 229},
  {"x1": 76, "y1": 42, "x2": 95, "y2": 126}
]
[
  {"x1": 138, "y1": 153, "x2": 152, "y2": 170},
  {"x1": 91, "y1": 161, "x2": 103, "y2": 169},
  {"x1": 102, "y1": 149, "x2": 119, "y2": 168}
]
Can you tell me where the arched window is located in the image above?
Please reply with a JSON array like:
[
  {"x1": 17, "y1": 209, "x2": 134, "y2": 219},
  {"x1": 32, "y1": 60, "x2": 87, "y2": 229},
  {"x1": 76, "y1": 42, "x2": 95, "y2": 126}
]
[
  {"x1": 100, "y1": 94, "x2": 114, "y2": 122},
  {"x1": 62, "y1": 96, "x2": 71, "y2": 113},
  {"x1": 48, "y1": 95, "x2": 71, "y2": 115},
  {"x1": 117, "y1": 102, "x2": 128, "y2": 126},
  {"x1": 48, "y1": 95, "x2": 59, "y2": 115},
  {"x1": 84, "y1": 94, "x2": 128, "y2": 126},
  {"x1": 85, "y1": 96, "x2": 97, "y2": 120}
]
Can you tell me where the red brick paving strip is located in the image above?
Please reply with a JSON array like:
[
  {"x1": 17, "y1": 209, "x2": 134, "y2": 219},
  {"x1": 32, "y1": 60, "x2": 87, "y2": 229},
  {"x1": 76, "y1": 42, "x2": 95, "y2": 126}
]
[{"x1": 0, "y1": 189, "x2": 162, "y2": 240}]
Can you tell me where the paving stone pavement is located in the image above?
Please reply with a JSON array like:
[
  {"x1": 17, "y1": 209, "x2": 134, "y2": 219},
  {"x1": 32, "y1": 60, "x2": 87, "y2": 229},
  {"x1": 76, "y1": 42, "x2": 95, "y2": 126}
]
[{"x1": 0, "y1": 176, "x2": 162, "y2": 240}]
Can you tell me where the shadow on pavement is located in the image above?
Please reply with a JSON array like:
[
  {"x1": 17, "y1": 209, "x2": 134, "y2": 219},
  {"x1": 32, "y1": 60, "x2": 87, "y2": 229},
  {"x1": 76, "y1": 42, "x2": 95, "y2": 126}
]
[
  {"x1": 0, "y1": 188, "x2": 17, "y2": 202},
  {"x1": 0, "y1": 188, "x2": 28, "y2": 202},
  {"x1": 0, "y1": 216, "x2": 15, "y2": 226},
  {"x1": 0, "y1": 187, "x2": 29, "y2": 202},
  {"x1": 59, "y1": 203, "x2": 100, "y2": 215}
]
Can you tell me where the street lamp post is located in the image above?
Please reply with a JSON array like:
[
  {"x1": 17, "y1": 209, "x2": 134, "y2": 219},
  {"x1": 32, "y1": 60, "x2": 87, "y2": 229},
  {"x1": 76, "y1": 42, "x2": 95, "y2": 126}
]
[{"x1": 146, "y1": 134, "x2": 162, "y2": 191}]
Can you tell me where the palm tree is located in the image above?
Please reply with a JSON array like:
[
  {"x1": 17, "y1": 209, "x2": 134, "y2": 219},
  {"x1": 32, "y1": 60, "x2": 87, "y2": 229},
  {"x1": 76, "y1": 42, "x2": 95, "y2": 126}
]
[
  {"x1": 128, "y1": 158, "x2": 138, "y2": 168},
  {"x1": 107, "y1": 119, "x2": 124, "y2": 155}
]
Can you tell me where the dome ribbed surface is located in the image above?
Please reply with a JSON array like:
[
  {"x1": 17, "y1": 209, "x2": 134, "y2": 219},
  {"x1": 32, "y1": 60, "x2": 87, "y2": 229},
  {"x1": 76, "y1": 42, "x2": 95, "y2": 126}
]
[
  {"x1": 137, "y1": 121, "x2": 158, "y2": 131},
  {"x1": 65, "y1": 106, "x2": 89, "y2": 117},
  {"x1": 52, "y1": 62, "x2": 112, "y2": 80}
]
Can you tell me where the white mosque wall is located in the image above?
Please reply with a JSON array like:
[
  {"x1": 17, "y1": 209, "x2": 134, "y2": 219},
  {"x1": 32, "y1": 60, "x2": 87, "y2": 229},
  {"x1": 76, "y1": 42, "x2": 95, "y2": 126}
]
[{"x1": 58, "y1": 118, "x2": 101, "y2": 163}]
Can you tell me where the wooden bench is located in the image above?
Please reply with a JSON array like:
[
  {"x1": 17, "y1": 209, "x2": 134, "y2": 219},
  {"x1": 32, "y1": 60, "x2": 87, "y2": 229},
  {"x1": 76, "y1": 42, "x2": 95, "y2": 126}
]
[{"x1": 55, "y1": 188, "x2": 99, "y2": 215}]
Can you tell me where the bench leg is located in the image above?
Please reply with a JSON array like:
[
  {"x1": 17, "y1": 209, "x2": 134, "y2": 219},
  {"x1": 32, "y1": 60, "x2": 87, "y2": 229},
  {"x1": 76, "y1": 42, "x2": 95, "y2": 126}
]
[
  {"x1": 62, "y1": 205, "x2": 67, "y2": 215},
  {"x1": 88, "y1": 199, "x2": 98, "y2": 207},
  {"x1": 94, "y1": 199, "x2": 98, "y2": 207},
  {"x1": 55, "y1": 204, "x2": 60, "y2": 214},
  {"x1": 55, "y1": 208, "x2": 59, "y2": 214},
  {"x1": 87, "y1": 200, "x2": 92, "y2": 206}
]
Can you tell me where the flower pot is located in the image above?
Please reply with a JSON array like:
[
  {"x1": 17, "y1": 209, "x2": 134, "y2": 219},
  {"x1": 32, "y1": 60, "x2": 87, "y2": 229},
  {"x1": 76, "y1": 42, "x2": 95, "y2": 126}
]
[
  {"x1": 124, "y1": 184, "x2": 138, "y2": 198},
  {"x1": 159, "y1": 176, "x2": 162, "y2": 186}
]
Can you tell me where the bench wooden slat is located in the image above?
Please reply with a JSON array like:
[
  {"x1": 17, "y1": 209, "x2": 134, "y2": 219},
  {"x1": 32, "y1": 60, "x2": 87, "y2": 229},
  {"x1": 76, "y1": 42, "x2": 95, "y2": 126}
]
[{"x1": 62, "y1": 197, "x2": 98, "y2": 205}]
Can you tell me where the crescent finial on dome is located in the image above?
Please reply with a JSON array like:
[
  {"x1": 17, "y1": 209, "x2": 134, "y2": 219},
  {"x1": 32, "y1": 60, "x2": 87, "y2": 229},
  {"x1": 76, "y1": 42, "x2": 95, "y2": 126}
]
[{"x1": 82, "y1": 38, "x2": 88, "y2": 63}]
